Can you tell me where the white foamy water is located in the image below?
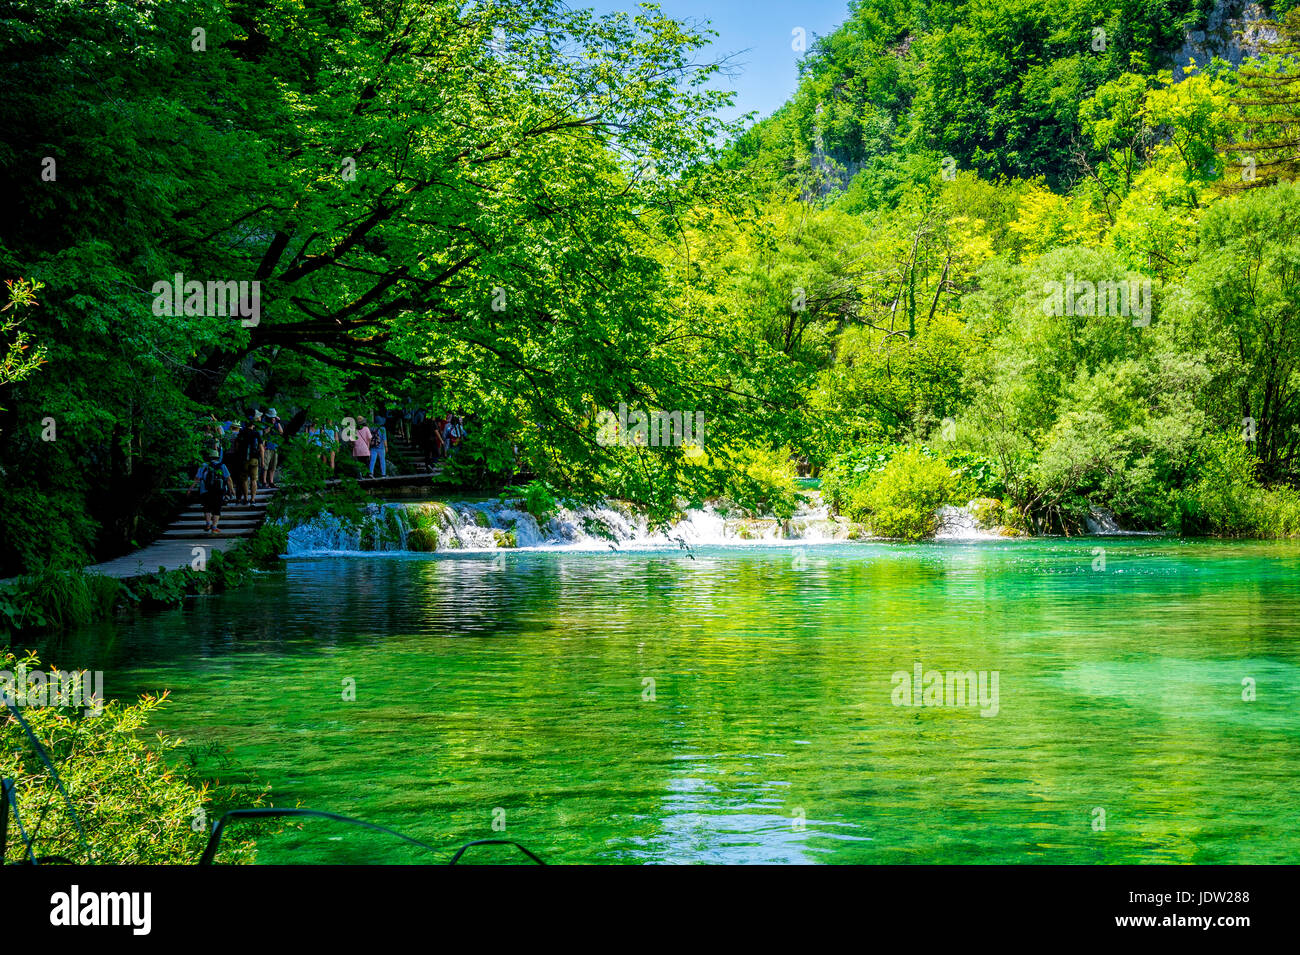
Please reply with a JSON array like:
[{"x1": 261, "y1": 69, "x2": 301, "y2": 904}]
[
  {"x1": 935, "y1": 504, "x2": 1002, "y2": 540},
  {"x1": 285, "y1": 496, "x2": 867, "y2": 556},
  {"x1": 1084, "y1": 506, "x2": 1160, "y2": 536},
  {"x1": 283, "y1": 495, "x2": 1144, "y2": 556}
]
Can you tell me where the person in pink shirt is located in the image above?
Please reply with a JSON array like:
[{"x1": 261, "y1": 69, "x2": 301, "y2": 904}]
[{"x1": 353, "y1": 417, "x2": 372, "y2": 475}]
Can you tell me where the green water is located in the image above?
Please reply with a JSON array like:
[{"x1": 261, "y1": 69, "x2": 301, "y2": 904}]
[{"x1": 51, "y1": 538, "x2": 1300, "y2": 863}]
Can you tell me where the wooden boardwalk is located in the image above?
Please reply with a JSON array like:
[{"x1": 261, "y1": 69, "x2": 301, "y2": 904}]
[
  {"x1": 88, "y1": 487, "x2": 277, "y2": 580},
  {"x1": 82, "y1": 432, "x2": 446, "y2": 581}
]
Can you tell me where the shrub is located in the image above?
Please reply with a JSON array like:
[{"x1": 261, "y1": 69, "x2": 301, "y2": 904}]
[
  {"x1": 0, "y1": 487, "x2": 98, "y2": 576},
  {"x1": 406, "y1": 527, "x2": 438, "y2": 552},
  {"x1": 724, "y1": 445, "x2": 802, "y2": 519},
  {"x1": 1175, "y1": 435, "x2": 1300, "y2": 537},
  {"x1": 970, "y1": 497, "x2": 1007, "y2": 528},
  {"x1": 822, "y1": 442, "x2": 925, "y2": 517},
  {"x1": 501, "y1": 480, "x2": 557, "y2": 523},
  {"x1": 859, "y1": 448, "x2": 955, "y2": 540},
  {"x1": 945, "y1": 449, "x2": 1004, "y2": 501},
  {"x1": 1, "y1": 649, "x2": 266, "y2": 863},
  {"x1": 0, "y1": 569, "x2": 123, "y2": 635}
]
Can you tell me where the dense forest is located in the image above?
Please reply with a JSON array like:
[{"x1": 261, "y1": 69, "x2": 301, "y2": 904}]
[{"x1": 4, "y1": 0, "x2": 1300, "y2": 577}]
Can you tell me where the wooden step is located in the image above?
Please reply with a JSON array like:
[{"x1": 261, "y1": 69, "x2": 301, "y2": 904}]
[
  {"x1": 180, "y1": 492, "x2": 275, "y2": 502},
  {"x1": 161, "y1": 527, "x2": 257, "y2": 539},
  {"x1": 182, "y1": 504, "x2": 265, "y2": 511},
  {"x1": 172, "y1": 519, "x2": 263, "y2": 527}
]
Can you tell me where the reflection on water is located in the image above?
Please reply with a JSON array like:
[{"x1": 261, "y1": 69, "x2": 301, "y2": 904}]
[{"x1": 44, "y1": 538, "x2": 1300, "y2": 863}]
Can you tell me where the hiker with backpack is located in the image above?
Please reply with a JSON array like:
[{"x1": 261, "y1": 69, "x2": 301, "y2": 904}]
[
  {"x1": 189, "y1": 449, "x2": 236, "y2": 534},
  {"x1": 443, "y1": 412, "x2": 466, "y2": 459},
  {"x1": 369, "y1": 416, "x2": 389, "y2": 477},
  {"x1": 230, "y1": 417, "x2": 264, "y2": 504}
]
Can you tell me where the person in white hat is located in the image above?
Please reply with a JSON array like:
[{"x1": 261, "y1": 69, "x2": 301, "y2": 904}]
[{"x1": 263, "y1": 408, "x2": 283, "y2": 488}]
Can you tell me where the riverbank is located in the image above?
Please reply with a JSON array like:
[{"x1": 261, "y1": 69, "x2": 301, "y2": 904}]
[
  {"x1": 6, "y1": 481, "x2": 1298, "y2": 641},
  {"x1": 0, "y1": 524, "x2": 288, "y2": 639}
]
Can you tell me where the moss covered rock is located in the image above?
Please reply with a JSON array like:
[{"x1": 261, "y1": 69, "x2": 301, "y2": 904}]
[{"x1": 407, "y1": 527, "x2": 439, "y2": 552}]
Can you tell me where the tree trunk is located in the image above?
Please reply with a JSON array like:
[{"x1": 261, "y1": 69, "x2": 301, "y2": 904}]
[{"x1": 185, "y1": 346, "x2": 253, "y2": 406}]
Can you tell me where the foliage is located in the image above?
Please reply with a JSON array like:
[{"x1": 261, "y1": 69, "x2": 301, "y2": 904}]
[
  {"x1": 720, "y1": 445, "x2": 803, "y2": 520},
  {"x1": 406, "y1": 527, "x2": 439, "y2": 552},
  {"x1": 501, "y1": 480, "x2": 559, "y2": 524},
  {"x1": 1177, "y1": 433, "x2": 1300, "y2": 537},
  {"x1": 852, "y1": 447, "x2": 955, "y2": 540},
  {"x1": 1, "y1": 649, "x2": 267, "y2": 864},
  {"x1": 3, "y1": 0, "x2": 1300, "y2": 551},
  {"x1": 0, "y1": 278, "x2": 46, "y2": 403},
  {"x1": 0, "y1": 569, "x2": 120, "y2": 634},
  {"x1": 0, "y1": 523, "x2": 286, "y2": 638}
]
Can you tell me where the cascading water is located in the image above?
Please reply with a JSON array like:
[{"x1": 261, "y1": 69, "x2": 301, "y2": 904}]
[
  {"x1": 283, "y1": 495, "x2": 1148, "y2": 555},
  {"x1": 936, "y1": 504, "x2": 993, "y2": 540},
  {"x1": 1083, "y1": 506, "x2": 1159, "y2": 536},
  {"x1": 285, "y1": 495, "x2": 868, "y2": 556},
  {"x1": 1085, "y1": 507, "x2": 1123, "y2": 535}
]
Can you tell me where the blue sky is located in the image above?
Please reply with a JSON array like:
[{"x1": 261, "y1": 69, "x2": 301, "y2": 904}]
[{"x1": 578, "y1": 0, "x2": 853, "y2": 127}]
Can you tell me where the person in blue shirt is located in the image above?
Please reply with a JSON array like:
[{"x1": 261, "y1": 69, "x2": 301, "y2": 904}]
[
  {"x1": 189, "y1": 450, "x2": 236, "y2": 534},
  {"x1": 369, "y1": 416, "x2": 389, "y2": 477}
]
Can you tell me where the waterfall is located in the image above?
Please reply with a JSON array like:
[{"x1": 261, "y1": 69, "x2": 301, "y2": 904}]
[
  {"x1": 285, "y1": 495, "x2": 868, "y2": 555},
  {"x1": 282, "y1": 495, "x2": 1163, "y2": 554},
  {"x1": 935, "y1": 502, "x2": 1012, "y2": 540},
  {"x1": 1082, "y1": 506, "x2": 1164, "y2": 536}
]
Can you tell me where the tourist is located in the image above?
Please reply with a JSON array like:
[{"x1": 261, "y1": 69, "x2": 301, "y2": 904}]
[
  {"x1": 439, "y1": 412, "x2": 455, "y2": 459},
  {"x1": 431, "y1": 412, "x2": 447, "y2": 461},
  {"x1": 251, "y1": 409, "x2": 265, "y2": 482},
  {"x1": 369, "y1": 416, "x2": 389, "y2": 477},
  {"x1": 189, "y1": 449, "x2": 236, "y2": 535},
  {"x1": 353, "y1": 416, "x2": 372, "y2": 474},
  {"x1": 304, "y1": 419, "x2": 322, "y2": 468},
  {"x1": 314, "y1": 420, "x2": 335, "y2": 475},
  {"x1": 321, "y1": 419, "x2": 338, "y2": 472},
  {"x1": 200, "y1": 413, "x2": 227, "y2": 458},
  {"x1": 413, "y1": 409, "x2": 432, "y2": 466},
  {"x1": 263, "y1": 408, "x2": 284, "y2": 488},
  {"x1": 229, "y1": 417, "x2": 263, "y2": 505},
  {"x1": 446, "y1": 412, "x2": 466, "y2": 458}
]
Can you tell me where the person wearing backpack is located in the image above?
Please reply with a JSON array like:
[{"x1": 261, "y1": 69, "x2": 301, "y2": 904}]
[
  {"x1": 189, "y1": 450, "x2": 236, "y2": 534},
  {"x1": 369, "y1": 417, "x2": 389, "y2": 477},
  {"x1": 230, "y1": 417, "x2": 263, "y2": 504},
  {"x1": 446, "y1": 413, "x2": 466, "y2": 459}
]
